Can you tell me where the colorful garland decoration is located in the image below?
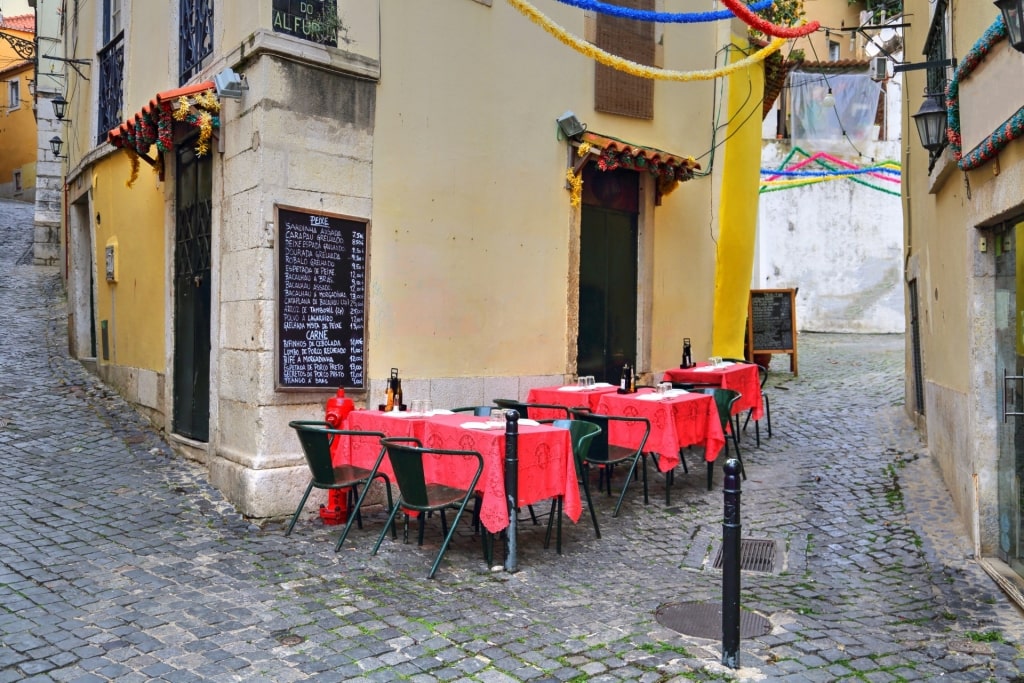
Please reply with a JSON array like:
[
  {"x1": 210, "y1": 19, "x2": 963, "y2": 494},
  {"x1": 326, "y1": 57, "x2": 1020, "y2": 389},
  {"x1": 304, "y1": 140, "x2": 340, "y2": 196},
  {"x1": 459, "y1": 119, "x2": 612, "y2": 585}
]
[
  {"x1": 946, "y1": 15, "x2": 1022, "y2": 171},
  {"x1": 125, "y1": 149, "x2": 140, "y2": 189},
  {"x1": 719, "y1": 0, "x2": 818, "y2": 38},
  {"x1": 506, "y1": 0, "x2": 787, "y2": 81},
  {"x1": 551, "y1": 0, "x2": 774, "y2": 23},
  {"x1": 759, "y1": 147, "x2": 901, "y2": 196},
  {"x1": 110, "y1": 88, "x2": 221, "y2": 159}
]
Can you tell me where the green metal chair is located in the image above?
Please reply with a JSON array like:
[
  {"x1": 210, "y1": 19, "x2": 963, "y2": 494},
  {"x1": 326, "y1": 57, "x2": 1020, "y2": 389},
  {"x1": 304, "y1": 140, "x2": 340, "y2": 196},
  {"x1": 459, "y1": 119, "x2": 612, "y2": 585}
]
[
  {"x1": 451, "y1": 405, "x2": 496, "y2": 417},
  {"x1": 373, "y1": 437, "x2": 484, "y2": 579},
  {"x1": 545, "y1": 419, "x2": 603, "y2": 552},
  {"x1": 698, "y1": 388, "x2": 745, "y2": 489},
  {"x1": 567, "y1": 408, "x2": 651, "y2": 517},
  {"x1": 722, "y1": 358, "x2": 772, "y2": 447},
  {"x1": 285, "y1": 421, "x2": 395, "y2": 551},
  {"x1": 493, "y1": 398, "x2": 571, "y2": 420}
]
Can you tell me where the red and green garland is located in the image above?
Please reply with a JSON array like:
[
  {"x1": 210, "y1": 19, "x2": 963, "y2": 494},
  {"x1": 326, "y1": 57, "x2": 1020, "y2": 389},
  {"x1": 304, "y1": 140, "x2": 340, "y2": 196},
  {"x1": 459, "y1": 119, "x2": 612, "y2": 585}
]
[{"x1": 947, "y1": 15, "x2": 1024, "y2": 171}]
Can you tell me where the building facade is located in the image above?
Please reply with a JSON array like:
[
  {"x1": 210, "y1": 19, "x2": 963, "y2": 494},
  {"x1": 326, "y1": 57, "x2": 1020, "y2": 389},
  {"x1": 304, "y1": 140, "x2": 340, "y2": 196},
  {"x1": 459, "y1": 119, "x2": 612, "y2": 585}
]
[
  {"x1": 903, "y1": 0, "x2": 1024, "y2": 602},
  {"x1": 0, "y1": 13, "x2": 35, "y2": 202},
  {"x1": 57, "y1": 0, "x2": 778, "y2": 518}
]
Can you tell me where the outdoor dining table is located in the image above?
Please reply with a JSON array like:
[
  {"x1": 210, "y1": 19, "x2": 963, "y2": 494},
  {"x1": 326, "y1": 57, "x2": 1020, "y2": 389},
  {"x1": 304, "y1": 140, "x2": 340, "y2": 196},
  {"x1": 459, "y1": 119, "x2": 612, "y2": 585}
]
[
  {"x1": 595, "y1": 388, "x2": 725, "y2": 473},
  {"x1": 662, "y1": 361, "x2": 764, "y2": 420},
  {"x1": 525, "y1": 383, "x2": 620, "y2": 421},
  {"x1": 332, "y1": 410, "x2": 579, "y2": 535}
]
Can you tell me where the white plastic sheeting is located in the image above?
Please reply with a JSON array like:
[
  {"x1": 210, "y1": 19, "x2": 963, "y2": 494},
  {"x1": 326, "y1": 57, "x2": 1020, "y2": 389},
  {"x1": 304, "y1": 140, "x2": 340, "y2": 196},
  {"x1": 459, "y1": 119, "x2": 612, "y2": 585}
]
[{"x1": 789, "y1": 71, "x2": 882, "y2": 156}]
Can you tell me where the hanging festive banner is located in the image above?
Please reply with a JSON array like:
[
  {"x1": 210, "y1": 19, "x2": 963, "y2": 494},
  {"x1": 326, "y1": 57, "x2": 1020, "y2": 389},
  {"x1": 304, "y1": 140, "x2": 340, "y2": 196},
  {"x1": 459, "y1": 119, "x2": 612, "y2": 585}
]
[
  {"x1": 759, "y1": 147, "x2": 901, "y2": 196},
  {"x1": 550, "y1": 0, "x2": 775, "y2": 23}
]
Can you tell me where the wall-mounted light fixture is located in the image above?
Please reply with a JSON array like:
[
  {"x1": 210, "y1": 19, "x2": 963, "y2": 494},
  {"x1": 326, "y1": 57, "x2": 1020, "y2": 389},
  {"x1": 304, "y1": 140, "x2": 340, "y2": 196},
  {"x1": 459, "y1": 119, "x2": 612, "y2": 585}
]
[
  {"x1": 52, "y1": 94, "x2": 69, "y2": 121},
  {"x1": 995, "y1": 0, "x2": 1024, "y2": 53},
  {"x1": 214, "y1": 67, "x2": 248, "y2": 100},
  {"x1": 49, "y1": 135, "x2": 67, "y2": 159},
  {"x1": 556, "y1": 110, "x2": 586, "y2": 140},
  {"x1": 912, "y1": 93, "x2": 947, "y2": 152}
]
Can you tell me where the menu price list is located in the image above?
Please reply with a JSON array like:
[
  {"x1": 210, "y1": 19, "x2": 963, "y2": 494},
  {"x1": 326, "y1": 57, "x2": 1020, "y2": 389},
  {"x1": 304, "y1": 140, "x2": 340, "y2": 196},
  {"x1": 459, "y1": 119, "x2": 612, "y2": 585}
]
[
  {"x1": 751, "y1": 290, "x2": 794, "y2": 351},
  {"x1": 278, "y1": 207, "x2": 366, "y2": 388}
]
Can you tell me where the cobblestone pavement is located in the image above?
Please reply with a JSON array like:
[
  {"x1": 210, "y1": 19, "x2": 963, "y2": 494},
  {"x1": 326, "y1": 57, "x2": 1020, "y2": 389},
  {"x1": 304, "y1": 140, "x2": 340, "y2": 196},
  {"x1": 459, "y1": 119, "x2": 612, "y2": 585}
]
[{"x1": 2, "y1": 195, "x2": 1023, "y2": 682}]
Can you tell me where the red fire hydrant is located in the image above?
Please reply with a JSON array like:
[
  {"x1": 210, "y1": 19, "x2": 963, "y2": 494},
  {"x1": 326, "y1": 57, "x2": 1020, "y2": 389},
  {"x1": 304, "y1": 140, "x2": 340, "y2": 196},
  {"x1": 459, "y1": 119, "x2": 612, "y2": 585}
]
[{"x1": 320, "y1": 388, "x2": 355, "y2": 525}]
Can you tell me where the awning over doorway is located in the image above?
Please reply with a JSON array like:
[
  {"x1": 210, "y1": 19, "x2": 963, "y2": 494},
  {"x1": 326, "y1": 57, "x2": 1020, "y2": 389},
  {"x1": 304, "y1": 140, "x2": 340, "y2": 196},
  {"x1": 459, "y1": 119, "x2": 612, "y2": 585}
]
[
  {"x1": 107, "y1": 82, "x2": 221, "y2": 168},
  {"x1": 572, "y1": 132, "x2": 701, "y2": 202}
]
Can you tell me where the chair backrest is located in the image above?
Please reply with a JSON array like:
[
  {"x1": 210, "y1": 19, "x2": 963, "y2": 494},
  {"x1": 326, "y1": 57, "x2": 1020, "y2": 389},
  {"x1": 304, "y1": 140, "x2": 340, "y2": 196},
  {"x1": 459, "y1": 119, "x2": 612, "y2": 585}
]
[
  {"x1": 452, "y1": 405, "x2": 495, "y2": 417},
  {"x1": 552, "y1": 419, "x2": 602, "y2": 466},
  {"x1": 494, "y1": 398, "x2": 570, "y2": 420},
  {"x1": 699, "y1": 389, "x2": 741, "y2": 429},
  {"x1": 288, "y1": 421, "x2": 386, "y2": 485},
  {"x1": 381, "y1": 437, "x2": 483, "y2": 511},
  {"x1": 567, "y1": 410, "x2": 614, "y2": 461}
]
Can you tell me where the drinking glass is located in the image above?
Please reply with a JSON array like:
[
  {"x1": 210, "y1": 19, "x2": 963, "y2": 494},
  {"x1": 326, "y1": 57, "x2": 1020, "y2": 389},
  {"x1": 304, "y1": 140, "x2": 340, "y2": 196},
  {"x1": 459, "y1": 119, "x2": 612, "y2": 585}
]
[
  {"x1": 490, "y1": 408, "x2": 506, "y2": 425},
  {"x1": 422, "y1": 399, "x2": 433, "y2": 415},
  {"x1": 577, "y1": 377, "x2": 588, "y2": 388},
  {"x1": 656, "y1": 382, "x2": 668, "y2": 395},
  {"x1": 586, "y1": 375, "x2": 596, "y2": 388}
]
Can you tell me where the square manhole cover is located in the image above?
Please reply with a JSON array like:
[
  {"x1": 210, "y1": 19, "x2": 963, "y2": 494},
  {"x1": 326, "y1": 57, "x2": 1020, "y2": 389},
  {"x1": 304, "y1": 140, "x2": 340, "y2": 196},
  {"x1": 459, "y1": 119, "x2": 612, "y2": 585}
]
[{"x1": 712, "y1": 539, "x2": 778, "y2": 573}]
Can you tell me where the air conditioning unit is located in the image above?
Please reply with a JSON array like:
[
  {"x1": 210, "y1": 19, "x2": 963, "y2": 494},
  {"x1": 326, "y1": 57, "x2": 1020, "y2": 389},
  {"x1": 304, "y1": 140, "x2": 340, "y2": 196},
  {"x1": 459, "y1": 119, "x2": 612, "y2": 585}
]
[{"x1": 870, "y1": 56, "x2": 888, "y2": 82}]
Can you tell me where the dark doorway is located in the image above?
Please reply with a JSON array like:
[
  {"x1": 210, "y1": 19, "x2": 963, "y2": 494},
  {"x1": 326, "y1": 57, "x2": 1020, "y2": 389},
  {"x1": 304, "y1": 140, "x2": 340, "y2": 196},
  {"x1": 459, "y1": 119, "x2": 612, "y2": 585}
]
[
  {"x1": 172, "y1": 145, "x2": 212, "y2": 441},
  {"x1": 577, "y1": 165, "x2": 639, "y2": 382}
]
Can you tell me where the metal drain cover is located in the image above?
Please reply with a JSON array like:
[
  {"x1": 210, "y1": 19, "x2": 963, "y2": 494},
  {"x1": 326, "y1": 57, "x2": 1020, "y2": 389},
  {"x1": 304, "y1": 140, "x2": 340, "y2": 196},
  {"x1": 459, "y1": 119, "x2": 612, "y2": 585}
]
[
  {"x1": 712, "y1": 539, "x2": 778, "y2": 573},
  {"x1": 656, "y1": 601, "x2": 772, "y2": 640}
]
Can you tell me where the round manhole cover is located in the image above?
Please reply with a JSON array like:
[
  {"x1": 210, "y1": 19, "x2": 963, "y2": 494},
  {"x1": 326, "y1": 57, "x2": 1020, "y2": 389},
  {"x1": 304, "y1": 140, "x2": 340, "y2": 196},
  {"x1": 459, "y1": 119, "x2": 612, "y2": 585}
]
[
  {"x1": 656, "y1": 601, "x2": 772, "y2": 640},
  {"x1": 276, "y1": 634, "x2": 304, "y2": 647}
]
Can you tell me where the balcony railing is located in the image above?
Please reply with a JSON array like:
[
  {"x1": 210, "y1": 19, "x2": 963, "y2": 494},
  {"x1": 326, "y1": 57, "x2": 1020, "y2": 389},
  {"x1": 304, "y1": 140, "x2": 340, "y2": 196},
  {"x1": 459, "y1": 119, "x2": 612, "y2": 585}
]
[
  {"x1": 180, "y1": 0, "x2": 214, "y2": 85},
  {"x1": 97, "y1": 32, "x2": 124, "y2": 146}
]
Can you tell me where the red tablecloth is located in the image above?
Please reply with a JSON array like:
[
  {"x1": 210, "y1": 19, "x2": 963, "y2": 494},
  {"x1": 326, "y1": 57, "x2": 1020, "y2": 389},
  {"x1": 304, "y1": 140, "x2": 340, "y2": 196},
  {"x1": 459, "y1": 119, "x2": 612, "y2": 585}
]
[
  {"x1": 422, "y1": 415, "x2": 579, "y2": 533},
  {"x1": 526, "y1": 384, "x2": 620, "y2": 421},
  {"x1": 595, "y1": 390, "x2": 725, "y2": 472},
  {"x1": 662, "y1": 363, "x2": 764, "y2": 420},
  {"x1": 331, "y1": 411, "x2": 578, "y2": 534}
]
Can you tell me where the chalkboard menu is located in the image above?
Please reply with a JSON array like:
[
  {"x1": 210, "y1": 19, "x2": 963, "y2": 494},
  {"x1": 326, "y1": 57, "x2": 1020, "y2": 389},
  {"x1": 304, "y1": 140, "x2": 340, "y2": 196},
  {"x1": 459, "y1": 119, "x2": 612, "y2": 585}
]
[
  {"x1": 747, "y1": 288, "x2": 798, "y2": 374},
  {"x1": 277, "y1": 206, "x2": 366, "y2": 389}
]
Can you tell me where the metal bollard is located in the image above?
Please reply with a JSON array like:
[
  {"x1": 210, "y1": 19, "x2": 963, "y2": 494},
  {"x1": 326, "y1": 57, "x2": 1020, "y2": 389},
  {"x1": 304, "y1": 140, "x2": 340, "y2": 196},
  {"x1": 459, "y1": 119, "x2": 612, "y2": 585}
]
[
  {"x1": 722, "y1": 458, "x2": 742, "y2": 669},
  {"x1": 504, "y1": 409, "x2": 520, "y2": 573}
]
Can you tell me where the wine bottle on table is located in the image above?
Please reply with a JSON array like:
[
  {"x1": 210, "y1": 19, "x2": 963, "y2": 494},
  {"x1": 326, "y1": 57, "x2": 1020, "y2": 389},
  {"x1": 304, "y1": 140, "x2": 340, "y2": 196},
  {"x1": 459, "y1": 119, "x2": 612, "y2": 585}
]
[
  {"x1": 619, "y1": 363, "x2": 630, "y2": 394},
  {"x1": 629, "y1": 364, "x2": 637, "y2": 393},
  {"x1": 385, "y1": 367, "x2": 399, "y2": 411}
]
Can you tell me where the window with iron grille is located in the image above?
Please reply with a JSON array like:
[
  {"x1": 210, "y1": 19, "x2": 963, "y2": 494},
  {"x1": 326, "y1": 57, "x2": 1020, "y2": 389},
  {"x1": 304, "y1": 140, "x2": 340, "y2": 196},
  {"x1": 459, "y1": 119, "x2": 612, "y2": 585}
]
[
  {"x1": 180, "y1": 0, "x2": 214, "y2": 85},
  {"x1": 922, "y1": 0, "x2": 950, "y2": 171},
  {"x1": 594, "y1": 0, "x2": 654, "y2": 120},
  {"x1": 97, "y1": 33, "x2": 124, "y2": 145}
]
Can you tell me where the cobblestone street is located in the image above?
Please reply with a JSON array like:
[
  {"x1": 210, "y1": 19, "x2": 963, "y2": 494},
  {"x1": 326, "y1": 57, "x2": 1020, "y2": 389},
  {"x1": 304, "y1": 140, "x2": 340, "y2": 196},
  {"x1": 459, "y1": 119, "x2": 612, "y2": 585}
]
[{"x1": 2, "y1": 196, "x2": 1023, "y2": 682}]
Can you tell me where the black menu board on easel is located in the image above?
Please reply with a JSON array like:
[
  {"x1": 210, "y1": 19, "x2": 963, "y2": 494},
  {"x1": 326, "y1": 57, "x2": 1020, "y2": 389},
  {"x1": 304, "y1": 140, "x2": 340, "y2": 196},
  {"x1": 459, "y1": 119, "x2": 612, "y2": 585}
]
[
  {"x1": 276, "y1": 206, "x2": 366, "y2": 390},
  {"x1": 747, "y1": 288, "x2": 798, "y2": 375}
]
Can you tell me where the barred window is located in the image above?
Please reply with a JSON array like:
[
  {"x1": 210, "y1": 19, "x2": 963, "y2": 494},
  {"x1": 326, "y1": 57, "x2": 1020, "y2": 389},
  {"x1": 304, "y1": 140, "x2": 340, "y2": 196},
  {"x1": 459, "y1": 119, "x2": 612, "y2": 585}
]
[{"x1": 594, "y1": 0, "x2": 655, "y2": 120}]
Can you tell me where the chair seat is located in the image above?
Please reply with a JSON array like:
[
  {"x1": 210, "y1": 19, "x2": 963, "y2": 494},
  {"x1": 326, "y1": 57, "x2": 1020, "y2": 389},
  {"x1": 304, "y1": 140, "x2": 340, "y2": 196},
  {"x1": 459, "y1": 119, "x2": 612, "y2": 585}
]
[
  {"x1": 326, "y1": 464, "x2": 377, "y2": 487},
  {"x1": 413, "y1": 482, "x2": 475, "y2": 511}
]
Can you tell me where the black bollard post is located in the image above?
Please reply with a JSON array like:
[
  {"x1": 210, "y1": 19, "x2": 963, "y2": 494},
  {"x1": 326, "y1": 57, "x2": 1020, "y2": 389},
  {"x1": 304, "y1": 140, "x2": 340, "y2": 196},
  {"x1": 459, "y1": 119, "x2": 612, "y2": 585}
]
[
  {"x1": 504, "y1": 409, "x2": 520, "y2": 573},
  {"x1": 722, "y1": 458, "x2": 742, "y2": 669}
]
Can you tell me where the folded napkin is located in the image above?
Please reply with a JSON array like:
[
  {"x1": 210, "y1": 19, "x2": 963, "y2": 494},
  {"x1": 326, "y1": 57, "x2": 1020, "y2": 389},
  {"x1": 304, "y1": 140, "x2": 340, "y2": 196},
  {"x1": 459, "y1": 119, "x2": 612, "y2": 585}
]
[
  {"x1": 427, "y1": 409, "x2": 454, "y2": 416},
  {"x1": 382, "y1": 410, "x2": 417, "y2": 418},
  {"x1": 593, "y1": 382, "x2": 614, "y2": 388},
  {"x1": 691, "y1": 365, "x2": 718, "y2": 372},
  {"x1": 558, "y1": 385, "x2": 586, "y2": 392},
  {"x1": 519, "y1": 418, "x2": 540, "y2": 427},
  {"x1": 635, "y1": 393, "x2": 665, "y2": 401},
  {"x1": 461, "y1": 421, "x2": 498, "y2": 430}
]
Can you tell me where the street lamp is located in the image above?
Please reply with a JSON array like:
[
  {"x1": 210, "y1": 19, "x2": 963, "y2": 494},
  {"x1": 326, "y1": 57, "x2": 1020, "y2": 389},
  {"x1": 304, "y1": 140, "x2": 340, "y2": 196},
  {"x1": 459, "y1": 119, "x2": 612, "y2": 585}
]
[
  {"x1": 912, "y1": 93, "x2": 947, "y2": 152},
  {"x1": 995, "y1": 0, "x2": 1024, "y2": 53},
  {"x1": 49, "y1": 135, "x2": 67, "y2": 159},
  {"x1": 52, "y1": 94, "x2": 68, "y2": 121}
]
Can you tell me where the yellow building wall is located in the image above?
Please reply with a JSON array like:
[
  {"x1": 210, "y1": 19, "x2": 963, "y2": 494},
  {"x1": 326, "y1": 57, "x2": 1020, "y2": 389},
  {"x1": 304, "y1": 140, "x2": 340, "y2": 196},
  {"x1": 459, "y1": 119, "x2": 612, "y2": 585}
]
[
  {"x1": 0, "y1": 60, "x2": 37, "y2": 186},
  {"x1": 90, "y1": 152, "x2": 166, "y2": 372},
  {"x1": 371, "y1": 0, "x2": 721, "y2": 378}
]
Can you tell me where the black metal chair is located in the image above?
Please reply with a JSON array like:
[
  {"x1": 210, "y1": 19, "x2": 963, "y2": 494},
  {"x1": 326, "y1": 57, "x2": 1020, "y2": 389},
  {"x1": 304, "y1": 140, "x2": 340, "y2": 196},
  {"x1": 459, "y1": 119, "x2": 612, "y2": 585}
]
[
  {"x1": 698, "y1": 389, "x2": 744, "y2": 489},
  {"x1": 545, "y1": 419, "x2": 603, "y2": 552},
  {"x1": 373, "y1": 437, "x2": 484, "y2": 579},
  {"x1": 567, "y1": 408, "x2": 651, "y2": 517},
  {"x1": 722, "y1": 358, "x2": 771, "y2": 447},
  {"x1": 285, "y1": 421, "x2": 395, "y2": 551}
]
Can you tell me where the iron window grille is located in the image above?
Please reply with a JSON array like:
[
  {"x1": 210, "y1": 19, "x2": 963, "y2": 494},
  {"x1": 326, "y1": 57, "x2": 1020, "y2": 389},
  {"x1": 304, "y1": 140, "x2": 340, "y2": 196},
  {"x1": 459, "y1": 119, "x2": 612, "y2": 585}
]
[
  {"x1": 97, "y1": 32, "x2": 124, "y2": 145},
  {"x1": 180, "y1": 0, "x2": 214, "y2": 85},
  {"x1": 922, "y1": 0, "x2": 950, "y2": 173}
]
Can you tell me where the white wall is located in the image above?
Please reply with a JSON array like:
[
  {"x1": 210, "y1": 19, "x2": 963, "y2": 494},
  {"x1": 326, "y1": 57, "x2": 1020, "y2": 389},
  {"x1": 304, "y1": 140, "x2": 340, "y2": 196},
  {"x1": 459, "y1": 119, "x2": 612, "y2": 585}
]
[{"x1": 756, "y1": 139, "x2": 905, "y2": 333}]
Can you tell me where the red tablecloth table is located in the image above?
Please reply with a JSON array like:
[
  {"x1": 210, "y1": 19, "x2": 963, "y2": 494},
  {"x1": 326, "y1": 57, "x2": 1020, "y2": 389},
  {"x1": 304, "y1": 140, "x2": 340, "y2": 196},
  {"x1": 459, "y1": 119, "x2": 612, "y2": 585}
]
[
  {"x1": 595, "y1": 389, "x2": 725, "y2": 472},
  {"x1": 421, "y1": 414, "x2": 579, "y2": 533},
  {"x1": 332, "y1": 409, "x2": 433, "y2": 478},
  {"x1": 662, "y1": 362, "x2": 764, "y2": 420},
  {"x1": 526, "y1": 384, "x2": 620, "y2": 421}
]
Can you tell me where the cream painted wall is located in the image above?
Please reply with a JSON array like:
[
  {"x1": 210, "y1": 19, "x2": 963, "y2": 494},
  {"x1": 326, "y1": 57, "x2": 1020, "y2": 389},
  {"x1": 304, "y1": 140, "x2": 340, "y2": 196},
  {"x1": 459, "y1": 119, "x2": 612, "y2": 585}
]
[
  {"x1": 793, "y1": 0, "x2": 866, "y2": 61},
  {"x1": 90, "y1": 152, "x2": 167, "y2": 372},
  {"x1": 371, "y1": 0, "x2": 721, "y2": 380},
  {"x1": 1, "y1": 0, "x2": 32, "y2": 14}
]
